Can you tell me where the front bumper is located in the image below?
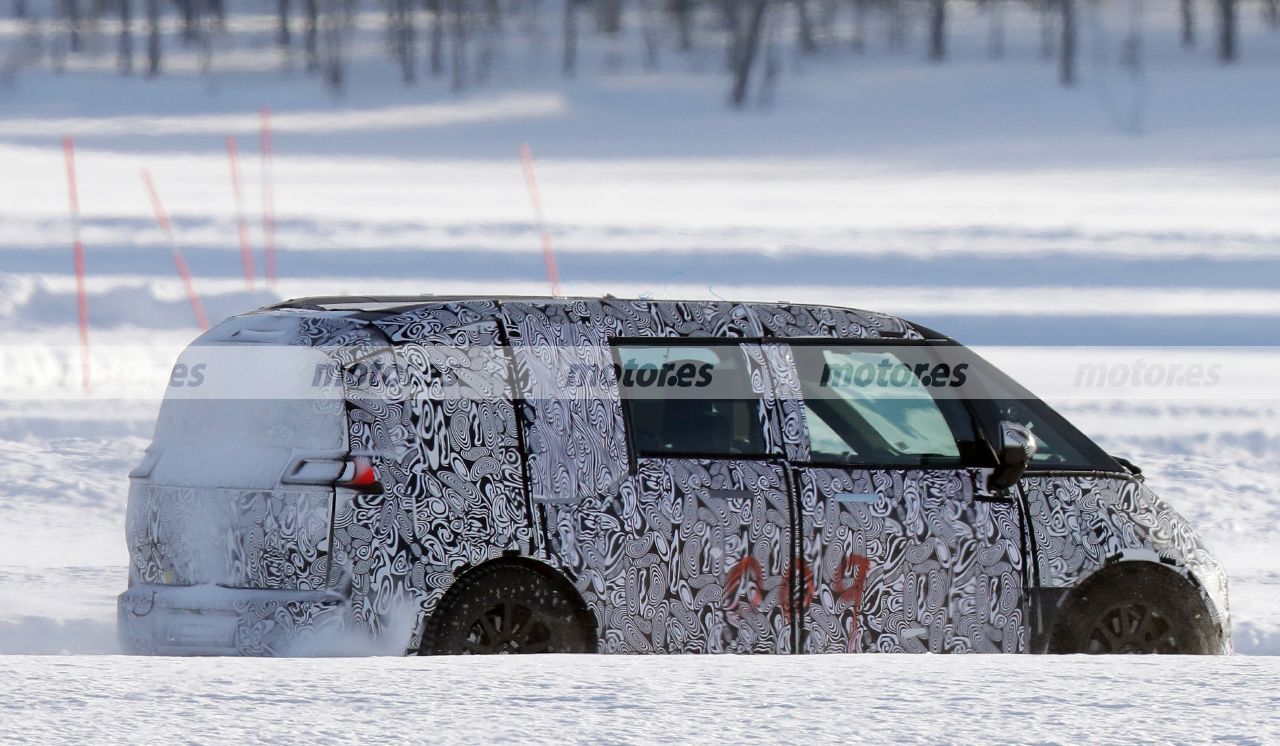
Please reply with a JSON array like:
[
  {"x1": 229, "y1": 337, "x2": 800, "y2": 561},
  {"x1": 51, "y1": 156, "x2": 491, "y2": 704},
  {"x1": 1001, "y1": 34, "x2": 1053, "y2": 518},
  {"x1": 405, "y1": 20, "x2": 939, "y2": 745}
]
[{"x1": 118, "y1": 584, "x2": 349, "y2": 656}]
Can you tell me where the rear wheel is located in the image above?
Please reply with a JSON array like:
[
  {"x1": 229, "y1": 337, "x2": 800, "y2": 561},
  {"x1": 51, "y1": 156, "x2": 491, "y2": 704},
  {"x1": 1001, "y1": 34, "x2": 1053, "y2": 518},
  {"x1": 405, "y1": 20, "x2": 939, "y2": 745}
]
[
  {"x1": 1052, "y1": 565, "x2": 1219, "y2": 655},
  {"x1": 419, "y1": 563, "x2": 594, "y2": 655}
]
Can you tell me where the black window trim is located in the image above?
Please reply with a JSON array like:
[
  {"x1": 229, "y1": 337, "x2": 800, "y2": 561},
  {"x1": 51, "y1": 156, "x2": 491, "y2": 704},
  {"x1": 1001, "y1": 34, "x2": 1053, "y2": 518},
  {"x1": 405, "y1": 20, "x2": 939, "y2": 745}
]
[
  {"x1": 785, "y1": 338, "x2": 991, "y2": 471},
  {"x1": 955, "y1": 348, "x2": 1124, "y2": 474},
  {"x1": 609, "y1": 336, "x2": 784, "y2": 463},
  {"x1": 608, "y1": 335, "x2": 1127, "y2": 477}
]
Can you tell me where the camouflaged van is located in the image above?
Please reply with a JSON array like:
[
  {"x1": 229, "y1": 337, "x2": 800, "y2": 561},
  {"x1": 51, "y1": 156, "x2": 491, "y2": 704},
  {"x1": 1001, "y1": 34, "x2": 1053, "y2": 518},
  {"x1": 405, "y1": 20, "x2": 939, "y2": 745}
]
[{"x1": 119, "y1": 296, "x2": 1229, "y2": 656}]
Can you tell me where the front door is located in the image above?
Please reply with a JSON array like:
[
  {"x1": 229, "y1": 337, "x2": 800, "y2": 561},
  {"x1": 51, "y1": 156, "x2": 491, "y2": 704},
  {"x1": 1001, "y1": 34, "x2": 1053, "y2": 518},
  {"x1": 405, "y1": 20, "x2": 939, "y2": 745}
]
[{"x1": 783, "y1": 342, "x2": 1026, "y2": 653}]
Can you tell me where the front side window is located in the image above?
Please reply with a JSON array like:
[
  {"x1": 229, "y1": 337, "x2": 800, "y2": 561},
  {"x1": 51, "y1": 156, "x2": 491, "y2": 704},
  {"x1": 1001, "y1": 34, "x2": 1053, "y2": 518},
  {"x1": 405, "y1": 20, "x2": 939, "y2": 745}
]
[
  {"x1": 963, "y1": 354, "x2": 1120, "y2": 471},
  {"x1": 614, "y1": 343, "x2": 768, "y2": 457},
  {"x1": 790, "y1": 344, "x2": 978, "y2": 467}
]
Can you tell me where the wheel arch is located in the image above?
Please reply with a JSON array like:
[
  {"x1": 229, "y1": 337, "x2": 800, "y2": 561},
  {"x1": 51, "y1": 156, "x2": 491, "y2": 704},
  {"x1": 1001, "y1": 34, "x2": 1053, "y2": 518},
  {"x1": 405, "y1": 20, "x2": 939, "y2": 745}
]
[
  {"x1": 1048, "y1": 557, "x2": 1226, "y2": 654},
  {"x1": 415, "y1": 556, "x2": 598, "y2": 654}
]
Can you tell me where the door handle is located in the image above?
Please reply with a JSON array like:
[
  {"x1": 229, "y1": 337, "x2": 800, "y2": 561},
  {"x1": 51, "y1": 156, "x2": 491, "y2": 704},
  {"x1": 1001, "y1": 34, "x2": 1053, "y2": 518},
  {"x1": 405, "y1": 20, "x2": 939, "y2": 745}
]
[{"x1": 834, "y1": 492, "x2": 881, "y2": 504}]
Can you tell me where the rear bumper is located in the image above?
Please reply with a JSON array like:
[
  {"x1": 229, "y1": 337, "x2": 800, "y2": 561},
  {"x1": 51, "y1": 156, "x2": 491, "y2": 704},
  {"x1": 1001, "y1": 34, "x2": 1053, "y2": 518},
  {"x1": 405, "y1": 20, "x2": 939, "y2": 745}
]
[{"x1": 118, "y1": 584, "x2": 349, "y2": 656}]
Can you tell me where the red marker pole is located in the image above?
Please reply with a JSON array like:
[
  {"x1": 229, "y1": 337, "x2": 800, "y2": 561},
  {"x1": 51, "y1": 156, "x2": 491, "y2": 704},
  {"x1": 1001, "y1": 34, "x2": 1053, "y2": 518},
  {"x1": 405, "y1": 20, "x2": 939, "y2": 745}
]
[
  {"x1": 519, "y1": 143, "x2": 563, "y2": 298},
  {"x1": 63, "y1": 136, "x2": 91, "y2": 394},
  {"x1": 225, "y1": 135, "x2": 256, "y2": 291},
  {"x1": 259, "y1": 107, "x2": 278, "y2": 286},
  {"x1": 141, "y1": 169, "x2": 211, "y2": 331}
]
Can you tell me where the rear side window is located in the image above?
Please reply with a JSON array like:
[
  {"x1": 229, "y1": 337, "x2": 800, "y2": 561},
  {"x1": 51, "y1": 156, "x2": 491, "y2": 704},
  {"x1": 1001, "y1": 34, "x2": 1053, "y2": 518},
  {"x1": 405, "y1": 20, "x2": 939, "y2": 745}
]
[
  {"x1": 614, "y1": 343, "x2": 768, "y2": 457},
  {"x1": 154, "y1": 343, "x2": 346, "y2": 451}
]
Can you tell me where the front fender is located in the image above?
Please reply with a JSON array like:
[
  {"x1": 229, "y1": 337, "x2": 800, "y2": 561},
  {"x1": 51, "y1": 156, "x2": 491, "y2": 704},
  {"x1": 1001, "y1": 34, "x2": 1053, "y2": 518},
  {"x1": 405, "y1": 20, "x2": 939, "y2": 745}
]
[{"x1": 1021, "y1": 474, "x2": 1230, "y2": 651}]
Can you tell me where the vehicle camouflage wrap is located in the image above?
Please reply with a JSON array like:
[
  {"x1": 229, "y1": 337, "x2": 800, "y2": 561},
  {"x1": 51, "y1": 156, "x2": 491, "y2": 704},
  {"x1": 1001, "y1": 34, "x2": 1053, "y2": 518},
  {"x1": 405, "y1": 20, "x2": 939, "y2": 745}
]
[{"x1": 119, "y1": 298, "x2": 1228, "y2": 655}]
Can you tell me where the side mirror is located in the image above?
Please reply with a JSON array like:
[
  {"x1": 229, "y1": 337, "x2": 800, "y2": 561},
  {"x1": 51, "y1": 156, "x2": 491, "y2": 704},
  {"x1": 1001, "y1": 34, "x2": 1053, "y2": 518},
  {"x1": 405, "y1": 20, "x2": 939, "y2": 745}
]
[
  {"x1": 991, "y1": 421, "x2": 1037, "y2": 489},
  {"x1": 1112, "y1": 455, "x2": 1144, "y2": 479}
]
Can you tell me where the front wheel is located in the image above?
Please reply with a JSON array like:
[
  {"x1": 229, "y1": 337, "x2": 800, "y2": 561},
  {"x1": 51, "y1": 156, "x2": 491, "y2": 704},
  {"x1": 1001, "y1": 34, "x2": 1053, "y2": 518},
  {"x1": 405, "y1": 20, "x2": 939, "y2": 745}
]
[
  {"x1": 418, "y1": 563, "x2": 595, "y2": 655},
  {"x1": 1051, "y1": 565, "x2": 1219, "y2": 655}
]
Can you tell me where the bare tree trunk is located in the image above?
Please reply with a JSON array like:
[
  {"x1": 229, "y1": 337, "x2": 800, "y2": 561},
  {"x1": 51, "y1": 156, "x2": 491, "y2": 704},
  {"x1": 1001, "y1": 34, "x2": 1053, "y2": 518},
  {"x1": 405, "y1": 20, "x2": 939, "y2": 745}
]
[
  {"x1": 596, "y1": 0, "x2": 621, "y2": 32},
  {"x1": 394, "y1": 0, "x2": 416, "y2": 82},
  {"x1": 52, "y1": 3, "x2": 67, "y2": 73},
  {"x1": 118, "y1": 0, "x2": 133, "y2": 73},
  {"x1": 146, "y1": 0, "x2": 160, "y2": 75},
  {"x1": 817, "y1": 0, "x2": 838, "y2": 45},
  {"x1": 639, "y1": 0, "x2": 660, "y2": 69},
  {"x1": 795, "y1": 0, "x2": 817, "y2": 55},
  {"x1": 519, "y1": 0, "x2": 539, "y2": 34},
  {"x1": 1059, "y1": 0, "x2": 1075, "y2": 86},
  {"x1": 758, "y1": 3, "x2": 779, "y2": 106},
  {"x1": 429, "y1": 0, "x2": 444, "y2": 75},
  {"x1": 562, "y1": 0, "x2": 577, "y2": 76},
  {"x1": 988, "y1": 0, "x2": 1004, "y2": 58},
  {"x1": 721, "y1": 0, "x2": 741, "y2": 69},
  {"x1": 322, "y1": 3, "x2": 344, "y2": 90},
  {"x1": 320, "y1": 0, "x2": 355, "y2": 91},
  {"x1": 927, "y1": 0, "x2": 945, "y2": 61},
  {"x1": 887, "y1": 0, "x2": 904, "y2": 49},
  {"x1": 66, "y1": 0, "x2": 83, "y2": 52},
  {"x1": 1265, "y1": 0, "x2": 1279, "y2": 28},
  {"x1": 1217, "y1": 0, "x2": 1235, "y2": 62},
  {"x1": 477, "y1": 0, "x2": 498, "y2": 82},
  {"x1": 450, "y1": 0, "x2": 466, "y2": 90},
  {"x1": 1121, "y1": 0, "x2": 1143, "y2": 74},
  {"x1": 599, "y1": 0, "x2": 622, "y2": 69},
  {"x1": 487, "y1": 0, "x2": 501, "y2": 32},
  {"x1": 1180, "y1": 0, "x2": 1194, "y2": 46},
  {"x1": 277, "y1": 0, "x2": 291, "y2": 45},
  {"x1": 729, "y1": 0, "x2": 766, "y2": 108},
  {"x1": 304, "y1": 0, "x2": 318, "y2": 71},
  {"x1": 13, "y1": 0, "x2": 26, "y2": 19},
  {"x1": 196, "y1": 0, "x2": 212, "y2": 75},
  {"x1": 850, "y1": 0, "x2": 867, "y2": 52},
  {"x1": 178, "y1": 0, "x2": 195, "y2": 42},
  {"x1": 672, "y1": 0, "x2": 693, "y2": 50},
  {"x1": 1039, "y1": 0, "x2": 1054, "y2": 59}
]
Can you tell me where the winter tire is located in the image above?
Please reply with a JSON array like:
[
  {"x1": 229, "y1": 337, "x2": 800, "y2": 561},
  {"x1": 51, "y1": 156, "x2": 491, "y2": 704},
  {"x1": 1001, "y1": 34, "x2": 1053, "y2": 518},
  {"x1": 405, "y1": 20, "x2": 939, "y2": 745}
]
[
  {"x1": 1052, "y1": 565, "x2": 1219, "y2": 655},
  {"x1": 419, "y1": 563, "x2": 595, "y2": 655}
]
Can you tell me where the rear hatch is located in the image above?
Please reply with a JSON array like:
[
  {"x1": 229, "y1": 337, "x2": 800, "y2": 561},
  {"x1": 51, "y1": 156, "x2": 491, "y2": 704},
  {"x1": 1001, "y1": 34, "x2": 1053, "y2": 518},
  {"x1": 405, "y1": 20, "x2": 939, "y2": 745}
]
[{"x1": 126, "y1": 312, "x2": 362, "y2": 591}]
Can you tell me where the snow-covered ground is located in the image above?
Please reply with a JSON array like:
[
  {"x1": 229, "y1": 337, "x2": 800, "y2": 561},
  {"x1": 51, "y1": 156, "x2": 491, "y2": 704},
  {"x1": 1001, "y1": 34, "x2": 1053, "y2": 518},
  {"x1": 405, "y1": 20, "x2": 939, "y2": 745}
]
[
  {"x1": 2, "y1": 654, "x2": 1279, "y2": 742},
  {"x1": 1, "y1": 2, "x2": 1279, "y2": 741}
]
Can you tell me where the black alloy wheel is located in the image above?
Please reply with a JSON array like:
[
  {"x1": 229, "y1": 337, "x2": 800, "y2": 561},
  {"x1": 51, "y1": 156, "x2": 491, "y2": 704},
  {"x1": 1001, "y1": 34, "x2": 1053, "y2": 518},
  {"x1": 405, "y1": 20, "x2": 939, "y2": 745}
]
[{"x1": 419, "y1": 563, "x2": 594, "y2": 655}]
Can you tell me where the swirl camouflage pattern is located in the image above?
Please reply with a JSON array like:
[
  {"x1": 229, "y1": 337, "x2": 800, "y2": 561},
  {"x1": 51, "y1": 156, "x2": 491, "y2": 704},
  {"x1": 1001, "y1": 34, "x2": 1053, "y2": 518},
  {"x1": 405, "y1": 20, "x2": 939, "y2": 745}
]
[{"x1": 118, "y1": 297, "x2": 1229, "y2": 655}]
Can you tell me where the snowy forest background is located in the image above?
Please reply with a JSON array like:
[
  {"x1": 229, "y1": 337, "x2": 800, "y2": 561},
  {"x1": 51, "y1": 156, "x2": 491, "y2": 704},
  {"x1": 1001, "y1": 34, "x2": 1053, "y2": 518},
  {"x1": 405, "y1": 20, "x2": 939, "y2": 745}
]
[{"x1": 2, "y1": 0, "x2": 1277, "y2": 106}]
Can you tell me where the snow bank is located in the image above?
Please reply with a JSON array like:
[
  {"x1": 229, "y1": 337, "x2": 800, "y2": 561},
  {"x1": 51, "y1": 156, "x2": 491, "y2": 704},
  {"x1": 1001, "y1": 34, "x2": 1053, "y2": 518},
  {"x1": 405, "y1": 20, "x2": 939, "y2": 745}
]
[
  {"x1": 1233, "y1": 624, "x2": 1280, "y2": 657},
  {"x1": 0, "y1": 276, "x2": 278, "y2": 331}
]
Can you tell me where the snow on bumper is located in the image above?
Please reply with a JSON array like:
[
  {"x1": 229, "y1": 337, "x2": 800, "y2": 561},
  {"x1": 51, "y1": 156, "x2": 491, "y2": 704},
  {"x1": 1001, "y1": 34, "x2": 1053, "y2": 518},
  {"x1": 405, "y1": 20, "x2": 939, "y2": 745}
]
[{"x1": 117, "y1": 584, "x2": 350, "y2": 656}]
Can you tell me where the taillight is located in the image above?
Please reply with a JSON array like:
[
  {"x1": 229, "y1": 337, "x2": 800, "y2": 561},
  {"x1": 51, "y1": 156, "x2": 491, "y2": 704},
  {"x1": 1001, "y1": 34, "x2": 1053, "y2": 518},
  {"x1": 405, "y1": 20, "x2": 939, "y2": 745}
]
[{"x1": 338, "y1": 456, "x2": 381, "y2": 492}]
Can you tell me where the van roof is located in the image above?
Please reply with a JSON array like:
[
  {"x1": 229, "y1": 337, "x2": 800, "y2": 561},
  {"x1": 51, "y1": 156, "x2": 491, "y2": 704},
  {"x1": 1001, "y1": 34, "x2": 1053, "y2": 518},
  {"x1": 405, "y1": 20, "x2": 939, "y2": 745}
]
[
  {"x1": 263, "y1": 295, "x2": 949, "y2": 340},
  {"x1": 267, "y1": 294, "x2": 598, "y2": 311}
]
